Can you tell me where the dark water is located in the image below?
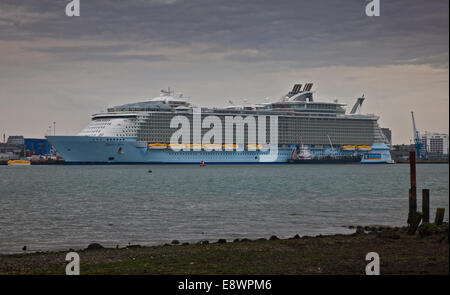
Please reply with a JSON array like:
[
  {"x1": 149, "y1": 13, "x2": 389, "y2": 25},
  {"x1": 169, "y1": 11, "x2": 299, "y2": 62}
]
[{"x1": 0, "y1": 164, "x2": 448, "y2": 253}]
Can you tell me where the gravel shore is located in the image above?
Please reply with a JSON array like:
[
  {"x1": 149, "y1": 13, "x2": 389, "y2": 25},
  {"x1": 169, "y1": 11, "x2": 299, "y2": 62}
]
[{"x1": 1, "y1": 224, "x2": 448, "y2": 275}]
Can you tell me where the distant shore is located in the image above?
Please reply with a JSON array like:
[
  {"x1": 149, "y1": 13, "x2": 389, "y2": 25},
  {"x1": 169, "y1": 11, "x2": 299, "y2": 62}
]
[
  {"x1": 394, "y1": 159, "x2": 449, "y2": 164},
  {"x1": 1, "y1": 159, "x2": 448, "y2": 165},
  {"x1": 1, "y1": 224, "x2": 447, "y2": 275}
]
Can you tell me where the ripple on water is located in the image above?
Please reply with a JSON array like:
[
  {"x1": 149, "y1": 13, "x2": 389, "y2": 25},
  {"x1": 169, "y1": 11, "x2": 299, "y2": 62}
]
[{"x1": 0, "y1": 164, "x2": 448, "y2": 253}]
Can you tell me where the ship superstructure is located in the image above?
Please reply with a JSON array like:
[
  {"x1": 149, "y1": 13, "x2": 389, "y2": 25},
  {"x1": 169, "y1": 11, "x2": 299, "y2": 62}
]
[{"x1": 47, "y1": 84, "x2": 393, "y2": 163}]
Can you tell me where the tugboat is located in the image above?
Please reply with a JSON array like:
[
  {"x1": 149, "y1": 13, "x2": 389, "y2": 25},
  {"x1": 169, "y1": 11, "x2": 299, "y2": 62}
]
[
  {"x1": 288, "y1": 144, "x2": 362, "y2": 164},
  {"x1": 288, "y1": 154, "x2": 362, "y2": 164}
]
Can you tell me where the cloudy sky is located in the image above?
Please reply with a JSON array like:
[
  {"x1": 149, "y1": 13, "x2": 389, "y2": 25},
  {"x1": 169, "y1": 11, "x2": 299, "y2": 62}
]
[{"x1": 0, "y1": 0, "x2": 448, "y2": 144}]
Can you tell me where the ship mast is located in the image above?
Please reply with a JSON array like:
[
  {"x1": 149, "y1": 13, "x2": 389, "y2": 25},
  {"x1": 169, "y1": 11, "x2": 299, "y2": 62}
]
[{"x1": 327, "y1": 135, "x2": 335, "y2": 156}]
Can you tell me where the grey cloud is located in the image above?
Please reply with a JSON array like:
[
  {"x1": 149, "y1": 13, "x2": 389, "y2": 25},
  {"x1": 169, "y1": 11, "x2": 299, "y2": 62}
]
[
  {"x1": 78, "y1": 53, "x2": 169, "y2": 62},
  {"x1": 26, "y1": 44, "x2": 133, "y2": 54},
  {"x1": 0, "y1": 0, "x2": 448, "y2": 68},
  {"x1": 24, "y1": 44, "x2": 169, "y2": 62}
]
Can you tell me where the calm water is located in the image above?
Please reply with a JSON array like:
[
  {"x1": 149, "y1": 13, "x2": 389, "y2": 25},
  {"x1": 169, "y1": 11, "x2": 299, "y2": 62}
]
[{"x1": 0, "y1": 164, "x2": 448, "y2": 253}]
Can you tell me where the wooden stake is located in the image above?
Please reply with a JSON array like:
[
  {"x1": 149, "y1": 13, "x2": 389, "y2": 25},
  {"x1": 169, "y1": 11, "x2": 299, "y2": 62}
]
[
  {"x1": 408, "y1": 188, "x2": 417, "y2": 224},
  {"x1": 409, "y1": 151, "x2": 416, "y2": 190},
  {"x1": 422, "y1": 189, "x2": 430, "y2": 223},
  {"x1": 408, "y1": 151, "x2": 417, "y2": 225},
  {"x1": 435, "y1": 208, "x2": 445, "y2": 225},
  {"x1": 407, "y1": 212, "x2": 423, "y2": 235}
]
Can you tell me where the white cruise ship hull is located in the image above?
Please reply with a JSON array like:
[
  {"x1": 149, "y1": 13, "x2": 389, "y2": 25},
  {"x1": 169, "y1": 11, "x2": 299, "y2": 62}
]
[
  {"x1": 47, "y1": 136, "x2": 393, "y2": 164},
  {"x1": 46, "y1": 136, "x2": 294, "y2": 164}
]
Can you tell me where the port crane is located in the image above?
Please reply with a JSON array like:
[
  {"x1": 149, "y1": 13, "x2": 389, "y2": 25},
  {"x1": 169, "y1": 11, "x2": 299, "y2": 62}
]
[{"x1": 411, "y1": 111, "x2": 423, "y2": 158}]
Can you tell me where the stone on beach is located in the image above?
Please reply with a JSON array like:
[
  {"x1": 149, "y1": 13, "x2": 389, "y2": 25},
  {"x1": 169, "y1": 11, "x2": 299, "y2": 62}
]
[
  {"x1": 86, "y1": 243, "x2": 104, "y2": 250},
  {"x1": 126, "y1": 244, "x2": 142, "y2": 248},
  {"x1": 355, "y1": 227, "x2": 365, "y2": 235}
]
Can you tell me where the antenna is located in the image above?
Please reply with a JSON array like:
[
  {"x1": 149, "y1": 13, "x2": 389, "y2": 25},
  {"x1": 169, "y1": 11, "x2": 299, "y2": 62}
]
[
  {"x1": 327, "y1": 135, "x2": 335, "y2": 155},
  {"x1": 350, "y1": 96, "x2": 365, "y2": 114}
]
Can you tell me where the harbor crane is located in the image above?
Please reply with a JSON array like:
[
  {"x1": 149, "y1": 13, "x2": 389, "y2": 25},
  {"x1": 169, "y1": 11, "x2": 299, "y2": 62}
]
[{"x1": 411, "y1": 111, "x2": 423, "y2": 158}]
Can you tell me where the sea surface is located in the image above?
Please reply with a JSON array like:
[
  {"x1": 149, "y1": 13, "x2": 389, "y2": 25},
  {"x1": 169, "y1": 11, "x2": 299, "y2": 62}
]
[{"x1": 0, "y1": 164, "x2": 448, "y2": 253}]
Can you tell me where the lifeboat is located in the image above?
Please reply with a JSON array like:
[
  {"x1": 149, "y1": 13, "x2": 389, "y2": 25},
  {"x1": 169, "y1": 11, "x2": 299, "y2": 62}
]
[
  {"x1": 222, "y1": 144, "x2": 238, "y2": 149},
  {"x1": 168, "y1": 143, "x2": 186, "y2": 149},
  {"x1": 357, "y1": 145, "x2": 372, "y2": 151},
  {"x1": 148, "y1": 143, "x2": 167, "y2": 149},
  {"x1": 246, "y1": 144, "x2": 263, "y2": 150},
  {"x1": 202, "y1": 144, "x2": 222, "y2": 149},
  {"x1": 188, "y1": 143, "x2": 202, "y2": 149},
  {"x1": 8, "y1": 159, "x2": 31, "y2": 166},
  {"x1": 342, "y1": 145, "x2": 356, "y2": 151}
]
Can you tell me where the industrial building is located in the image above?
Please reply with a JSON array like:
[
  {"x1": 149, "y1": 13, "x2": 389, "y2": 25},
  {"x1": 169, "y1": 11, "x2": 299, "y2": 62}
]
[
  {"x1": 0, "y1": 136, "x2": 52, "y2": 159},
  {"x1": 421, "y1": 132, "x2": 449, "y2": 156}
]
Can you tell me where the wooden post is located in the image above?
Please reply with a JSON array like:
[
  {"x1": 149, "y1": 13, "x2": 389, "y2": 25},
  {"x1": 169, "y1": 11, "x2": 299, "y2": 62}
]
[
  {"x1": 408, "y1": 151, "x2": 417, "y2": 224},
  {"x1": 409, "y1": 151, "x2": 416, "y2": 186},
  {"x1": 422, "y1": 189, "x2": 430, "y2": 223},
  {"x1": 408, "y1": 188, "x2": 417, "y2": 224},
  {"x1": 434, "y1": 208, "x2": 445, "y2": 225},
  {"x1": 409, "y1": 151, "x2": 417, "y2": 198},
  {"x1": 407, "y1": 212, "x2": 423, "y2": 235}
]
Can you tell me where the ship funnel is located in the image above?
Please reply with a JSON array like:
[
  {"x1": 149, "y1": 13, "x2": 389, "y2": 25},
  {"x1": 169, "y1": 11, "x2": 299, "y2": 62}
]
[{"x1": 303, "y1": 83, "x2": 313, "y2": 92}]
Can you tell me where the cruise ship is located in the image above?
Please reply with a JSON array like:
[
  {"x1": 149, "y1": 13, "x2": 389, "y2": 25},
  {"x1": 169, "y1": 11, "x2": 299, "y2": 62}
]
[{"x1": 47, "y1": 83, "x2": 393, "y2": 164}]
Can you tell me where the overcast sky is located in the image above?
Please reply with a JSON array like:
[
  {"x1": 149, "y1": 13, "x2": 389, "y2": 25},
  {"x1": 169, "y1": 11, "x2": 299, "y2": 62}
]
[{"x1": 0, "y1": 0, "x2": 448, "y2": 144}]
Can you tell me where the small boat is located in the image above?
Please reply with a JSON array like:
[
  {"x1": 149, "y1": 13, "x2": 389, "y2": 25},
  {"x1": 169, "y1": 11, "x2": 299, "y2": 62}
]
[
  {"x1": 223, "y1": 144, "x2": 238, "y2": 149},
  {"x1": 188, "y1": 143, "x2": 202, "y2": 149},
  {"x1": 8, "y1": 159, "x2": 31, "y2": 166},
  {"x1": 342, "y1": 145, "x2": 356, "y2": 151},
  {"x1": 200, "y1": 160, "x2": 205, "y2": 167},
  {"x1": 246, "y1": 144, "x2": 263, "y2": 149},
  {"x1": 357, "y1": 145, "x2": 372, "y2": 151},
  {"x1": 288, "y1": 155, "x2": 362, "y2": 164},
  {"x1": 290, "y1": 145, "x2": 312, "y2": 160},
  {"x1": 202, "y1": 144, "x2": 222, "y2": 149},
  {"x1": 168, "y1": 143, "x2": 185, "y2": 149}
]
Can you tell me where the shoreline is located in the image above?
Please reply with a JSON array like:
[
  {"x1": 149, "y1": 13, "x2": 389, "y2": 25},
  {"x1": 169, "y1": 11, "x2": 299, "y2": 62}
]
[
  {"x1": 1, "y1": 161, "x2": 449, "y2": 166},
  {"x1": 1, "y1": 224, "x2": 447, "y2": 275}
]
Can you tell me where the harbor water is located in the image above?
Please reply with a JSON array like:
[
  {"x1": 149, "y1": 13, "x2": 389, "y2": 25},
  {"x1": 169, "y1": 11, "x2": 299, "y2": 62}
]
[{"x1": 0, "y1": 164, "x2": 448, "y2": 253}]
